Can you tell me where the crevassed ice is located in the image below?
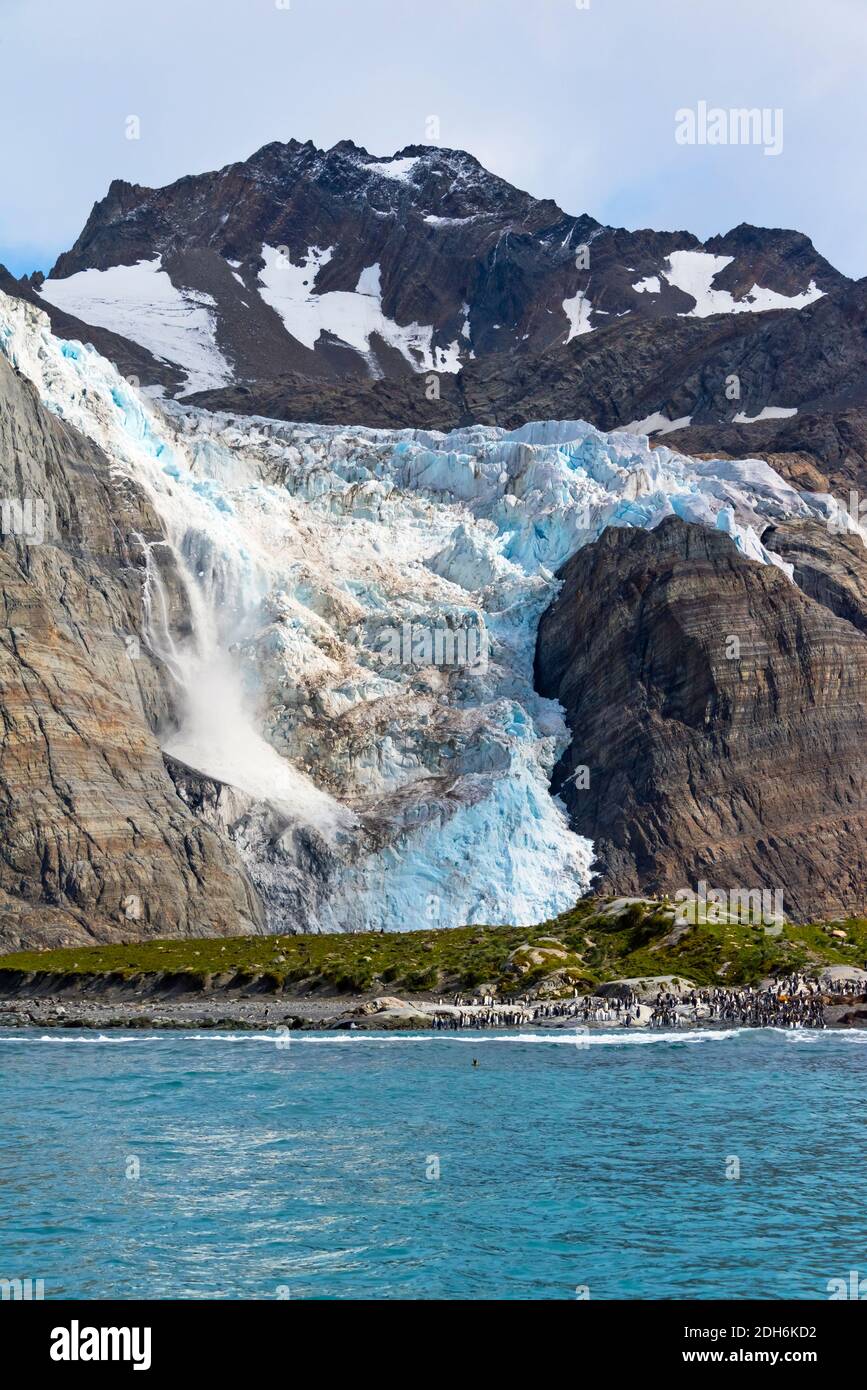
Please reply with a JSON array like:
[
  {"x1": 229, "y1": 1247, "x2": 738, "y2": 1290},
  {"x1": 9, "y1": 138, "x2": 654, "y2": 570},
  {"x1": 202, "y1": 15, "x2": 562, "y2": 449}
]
[{"x1": 0, "y1": 288, "x2": 853, "y2": 933}]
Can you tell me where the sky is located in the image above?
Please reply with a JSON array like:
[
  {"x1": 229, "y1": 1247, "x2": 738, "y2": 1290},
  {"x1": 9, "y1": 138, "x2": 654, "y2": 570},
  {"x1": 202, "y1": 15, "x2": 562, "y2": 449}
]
[{"x1": 1, "y1": 0, "x2": 865, "y2": 278}]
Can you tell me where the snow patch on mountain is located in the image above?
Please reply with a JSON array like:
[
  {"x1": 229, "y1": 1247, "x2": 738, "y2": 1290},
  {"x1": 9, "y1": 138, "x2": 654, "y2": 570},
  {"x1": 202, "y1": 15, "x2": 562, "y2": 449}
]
[
  {"x1": 661, "y1": 250, "x2": 824, "y2": 317},
  {"x1": 38, "y1": 257, "x2": 233, "y2": 395},
  {"x1": 257, "y1": 243, "x2": 462, "y2": 374},
  {"x1": 424, "y1": 215, "x2": 479, "y2": 227},
  {"x1": 371, "y1": 156, "x2": 418, "y2": 182},
  {"x1": 733, "y1": 405, "x2": 799, "y2": 424},
  {"x1": 562, "y1": 288, "x2": 594, "y2": 342},
  {"x1": 618, "y1": 411, "x2": 693, "y2": 437}
]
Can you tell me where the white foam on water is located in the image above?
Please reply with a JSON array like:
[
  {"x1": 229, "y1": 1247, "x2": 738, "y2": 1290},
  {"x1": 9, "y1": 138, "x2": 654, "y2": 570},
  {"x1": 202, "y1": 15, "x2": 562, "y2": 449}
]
[{"x1": 8, "y1": 1026, "x2": 866, "y2": 1047}]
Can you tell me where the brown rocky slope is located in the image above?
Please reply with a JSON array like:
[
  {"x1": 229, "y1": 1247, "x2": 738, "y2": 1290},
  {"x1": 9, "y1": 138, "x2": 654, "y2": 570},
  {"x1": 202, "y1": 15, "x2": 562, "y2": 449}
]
[
  {"x1": 0, "y1": 352, "x2": 264, "y2": 950},
  {"x1": 535, "y1": 516, "x2": 867, "y2": 921}
]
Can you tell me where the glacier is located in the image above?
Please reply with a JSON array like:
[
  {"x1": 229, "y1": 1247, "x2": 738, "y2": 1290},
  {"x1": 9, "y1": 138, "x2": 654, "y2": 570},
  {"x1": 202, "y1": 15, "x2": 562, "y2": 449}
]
[{"x1": 0, "y1": 286, "x2": 858, "y2": 933}]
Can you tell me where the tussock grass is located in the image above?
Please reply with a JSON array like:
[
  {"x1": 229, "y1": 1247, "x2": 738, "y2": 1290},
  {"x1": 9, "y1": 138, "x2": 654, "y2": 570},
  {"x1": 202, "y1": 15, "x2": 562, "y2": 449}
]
[{"x1": 1, "y1": 899, "x2": 865, "y2": 995}]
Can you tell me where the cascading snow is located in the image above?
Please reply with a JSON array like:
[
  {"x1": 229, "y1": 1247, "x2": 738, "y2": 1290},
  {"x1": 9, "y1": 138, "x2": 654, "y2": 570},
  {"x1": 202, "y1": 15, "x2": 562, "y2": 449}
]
[{"x1": 0, "y1": 289, "x2": 856, "y2": 932}]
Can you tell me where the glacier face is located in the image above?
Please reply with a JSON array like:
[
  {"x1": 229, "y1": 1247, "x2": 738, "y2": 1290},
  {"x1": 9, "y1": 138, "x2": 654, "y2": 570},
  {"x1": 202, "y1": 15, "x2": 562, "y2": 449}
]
[{"x1": 0, "y1": 288, "x2": 855, "y2": 933}]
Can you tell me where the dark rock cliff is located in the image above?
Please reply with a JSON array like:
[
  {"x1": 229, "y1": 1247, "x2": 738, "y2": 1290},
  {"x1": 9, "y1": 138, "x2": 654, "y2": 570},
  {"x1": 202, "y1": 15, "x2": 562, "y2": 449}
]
[{"x1": 535, "y1": 516, "x2": 867, "y2": 921}]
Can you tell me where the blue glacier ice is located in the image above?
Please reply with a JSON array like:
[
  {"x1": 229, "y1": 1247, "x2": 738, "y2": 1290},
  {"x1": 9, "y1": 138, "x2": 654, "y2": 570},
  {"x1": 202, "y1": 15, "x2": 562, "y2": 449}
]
[{"x1": 0, "y1": 287, "x2": 861, "y2": 932}]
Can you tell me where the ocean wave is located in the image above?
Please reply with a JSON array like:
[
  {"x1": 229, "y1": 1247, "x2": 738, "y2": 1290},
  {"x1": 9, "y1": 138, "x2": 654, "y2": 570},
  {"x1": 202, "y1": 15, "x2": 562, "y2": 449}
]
[{"x1": 1, "y1": 1025, "x2": 866, "y2": 1047}]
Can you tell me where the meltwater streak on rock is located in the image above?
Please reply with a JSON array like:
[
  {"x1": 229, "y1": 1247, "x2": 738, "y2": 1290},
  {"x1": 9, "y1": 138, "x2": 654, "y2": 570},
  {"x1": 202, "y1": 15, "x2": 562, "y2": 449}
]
[{"x1": 1, "y1": 288, "x2": 859, "y2": 933}]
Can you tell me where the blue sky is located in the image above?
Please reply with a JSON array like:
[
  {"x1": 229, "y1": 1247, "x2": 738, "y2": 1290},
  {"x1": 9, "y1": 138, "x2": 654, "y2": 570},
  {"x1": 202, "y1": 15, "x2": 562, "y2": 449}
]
[{"x1": 2, "y1": 0, "x2": 865, "y2": 278}]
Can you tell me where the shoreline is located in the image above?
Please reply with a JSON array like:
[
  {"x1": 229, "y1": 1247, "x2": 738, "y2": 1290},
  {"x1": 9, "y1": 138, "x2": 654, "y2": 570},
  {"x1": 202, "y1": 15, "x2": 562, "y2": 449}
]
[
  {"x1": 2, "y1": 905, "x2": 866, "y2": 1034},
  {"x1": 3, "y1": 980, "x2": 866, "y2": 1033}
]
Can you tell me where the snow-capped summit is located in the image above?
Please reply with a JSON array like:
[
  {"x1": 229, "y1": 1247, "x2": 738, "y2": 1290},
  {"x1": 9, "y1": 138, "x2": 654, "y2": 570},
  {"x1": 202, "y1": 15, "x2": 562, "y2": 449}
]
[{"x1": 13, "y1": 138, "x2": 843, "y2": 404}]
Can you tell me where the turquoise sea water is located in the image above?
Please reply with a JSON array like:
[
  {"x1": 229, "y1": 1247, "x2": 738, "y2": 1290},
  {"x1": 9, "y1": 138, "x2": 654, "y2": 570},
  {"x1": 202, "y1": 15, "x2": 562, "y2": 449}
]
[{"x1": 1, "y1": 1027, "x2": 865, "y2": 1300}]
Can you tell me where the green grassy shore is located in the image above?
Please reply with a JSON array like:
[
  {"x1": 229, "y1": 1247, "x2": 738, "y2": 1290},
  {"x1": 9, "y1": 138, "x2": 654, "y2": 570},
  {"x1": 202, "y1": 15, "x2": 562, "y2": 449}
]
[{"x1": 1, "y1": 898, "x2": 866, "y2": 998}]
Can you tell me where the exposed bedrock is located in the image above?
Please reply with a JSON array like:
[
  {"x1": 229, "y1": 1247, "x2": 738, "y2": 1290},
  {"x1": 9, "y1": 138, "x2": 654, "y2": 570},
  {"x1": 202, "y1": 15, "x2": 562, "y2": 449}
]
[
  {"x1": 0, "y1": 353, "x2": 264, "y2": 949},
  {"x1": 535, "y1": 516, "x2": 867, "y2": 921},
  {"x1": 760, "y1": 519, "x2": 867, "y2": 636}
]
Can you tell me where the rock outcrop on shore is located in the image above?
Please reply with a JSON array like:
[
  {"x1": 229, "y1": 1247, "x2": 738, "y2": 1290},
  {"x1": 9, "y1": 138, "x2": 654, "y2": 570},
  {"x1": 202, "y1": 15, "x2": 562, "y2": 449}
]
[
  {"x1": 0, "y1": 353, "x2": 264, "y2": 950},
  {"x1": 535, "y1": 516, "x2": 867, "y2": 921}
]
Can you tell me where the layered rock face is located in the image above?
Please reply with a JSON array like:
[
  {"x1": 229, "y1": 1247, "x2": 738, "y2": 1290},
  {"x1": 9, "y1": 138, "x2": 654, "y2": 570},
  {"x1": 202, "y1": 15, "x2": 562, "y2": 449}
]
[
  {"x1": 535, "y1": 516, "x2": 867, "y2": 921},
  {"x1": 0, "y1": 352, "x2": 264, "y2": 949},
  {"x1": 761, "y1": 520, "x2": 867, "y2": 635}
]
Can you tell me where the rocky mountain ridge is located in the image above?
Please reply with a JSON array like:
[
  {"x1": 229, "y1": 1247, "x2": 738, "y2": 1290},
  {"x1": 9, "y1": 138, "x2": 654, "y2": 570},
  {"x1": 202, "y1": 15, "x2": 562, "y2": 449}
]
[{"x1": 1, "y1": 140, "x2": 855, "y2": 478}]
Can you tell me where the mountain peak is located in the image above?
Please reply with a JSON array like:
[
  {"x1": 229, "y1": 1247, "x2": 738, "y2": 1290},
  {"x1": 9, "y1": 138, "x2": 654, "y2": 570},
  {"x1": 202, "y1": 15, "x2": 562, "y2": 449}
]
[{"x1": 27, "y1": 136, "x2": 852, "y2": 433}]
